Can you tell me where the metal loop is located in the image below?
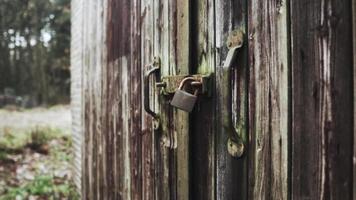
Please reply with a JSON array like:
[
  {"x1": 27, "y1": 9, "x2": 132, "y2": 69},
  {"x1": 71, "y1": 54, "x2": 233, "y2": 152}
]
[{"x1": 178, "y1": 77, "x2": 196, "y2": 89}]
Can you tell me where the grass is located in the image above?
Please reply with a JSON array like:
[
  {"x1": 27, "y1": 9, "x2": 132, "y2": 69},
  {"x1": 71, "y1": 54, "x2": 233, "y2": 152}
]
[
  {"x1": 0, "y1": 175, "x2": 79, "y2": 200},
  {"x1": 0, "y1": 126, "x2": 79, "y2": 199},
  {"x1": 0, "y1": 127, "x2": 28, "y2": 152},
  {"x1": 0, "y1": 126, "x2": 66, "y2": 153},
  {"x1": 0, "y1": 151, "x2": 8, "y2": 161}
]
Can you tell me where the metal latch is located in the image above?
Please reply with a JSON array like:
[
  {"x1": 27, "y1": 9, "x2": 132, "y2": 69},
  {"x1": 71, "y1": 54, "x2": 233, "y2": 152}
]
[{"x1": 156, "y1": 74, "x2": 212, "y2": 96}]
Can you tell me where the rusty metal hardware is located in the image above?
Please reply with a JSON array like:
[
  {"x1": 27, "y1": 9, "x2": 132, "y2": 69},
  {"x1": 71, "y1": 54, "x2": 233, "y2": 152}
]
[
  {"x1": 222, "y1": 30, "x2": 245, "y2": 158},
  {"x1": 156, "y1": 74, "x2": 212, "y2": 96},
  {"x1": 170, "y1": 77, "x2": 200, "y2": 112},
  {"x1": 144, "y1": 57, "x2": 161, "y2": 129}
]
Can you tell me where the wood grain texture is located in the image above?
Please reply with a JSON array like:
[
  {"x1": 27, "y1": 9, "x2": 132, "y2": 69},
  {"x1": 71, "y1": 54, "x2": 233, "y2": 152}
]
[
  {"x1": 152, "y1": 0, "x2": 190, "y2": 199},
  {"x1": 189, "y1": 0, "x2": 215, "y2": 199},
  {"x1": 247, "y1": 0, "x2": 290, "y2": 199},
  {"x1": 155, "y1": 1, "x2": 172, "y2": 199},
  {"x1": 290, "y1": 0, "x2": 353, "y2": 199},
  {"x1": 129, "y1": 1, "x2": 142, "y2": 199},
  {"x1": 141, "y1": 0, "x2": 155, "y2": 199},
  {"x1": 73, "y1": 0, "x2": 355, "y2": 199},
  {"x1": 82, "y1": 1, "x2": 108, "y2": 199},
  {"x1": 353, "y1": 0, "x2": 356, "y2": 198},
  {"x1": 80, "y1": 0, "x2": 144, "y2": 199},
  {"x1": 175, "y1": 1, "x2": 190, "y2": 200},
  {"x1": 215, "y1": 0, "x2": 248, "y2": 199}
]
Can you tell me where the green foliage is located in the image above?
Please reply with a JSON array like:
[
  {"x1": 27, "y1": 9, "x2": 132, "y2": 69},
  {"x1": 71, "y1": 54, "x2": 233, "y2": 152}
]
[
  {"x1": 50, "y1": 135, "x2": 73, "y2": 162},
  {"x1": 0, "y1": 151, "x2": 8, "y2": 161},
  {"x1": 0, "y1": 126, "x2": 67, "y2": 152},
  {"x1": 0, "y1": 127, "x2": 29, "y2": 152},
  {"x1": 0, "y1": 0, "x2": 71, "y2": 105},
  {"x1": 29, "y1": 126, "x2": 61, "y2": 147},
  {"x1": 0, "y1": 122, "x2": 78, "y2": 200},
  {"x1": 0, "y1": 175, "x2": 79, "y2": 200}
]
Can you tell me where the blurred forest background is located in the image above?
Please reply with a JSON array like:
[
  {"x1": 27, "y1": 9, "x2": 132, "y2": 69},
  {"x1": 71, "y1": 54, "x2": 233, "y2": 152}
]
[
  {"x1": 0, "y1": 0, "x2": 77, "y2": 199},
  {"x1": 0, "y1": 0, "x2": 70, "y2": 106}
]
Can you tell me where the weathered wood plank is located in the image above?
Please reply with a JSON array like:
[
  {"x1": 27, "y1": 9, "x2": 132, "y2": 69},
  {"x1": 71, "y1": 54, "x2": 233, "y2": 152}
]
[
  {"x1": 353, "y1": 0, "x2": 356, "y2": 198},
  {"x1": 107, "y1": 1, "x2": 133, "y2": 198},
  {"x1": 215, "y1": 0, "x2": 248, "y2": 199},
  {"x1": 141, "y1": 0, "x2": 156, "y2": 199},
  {"x1": 156, "y1": 0, "x2": 173, "y2": 199},
  {"x1": 290, "y1": 0, "x2": 353, "y2": 199},
  {"x1": 80, "y1": 0, "x2": 146, "y2": 199},
  {"x1": 96, "y1": 2, "x2": 108, "y2": 199},
  {"x1": 175, "y1": 1, "x2": 190, "y2": 200},
  {"x1": 129, "y1": 1, "x2": 142, "y2": 199},
  {"x1": 190, "y1": 0, "x2": 215, "y2": 199},
  {"x1": 152, "y1": 0, "x2": 191, "y2": 199},
  {"x1": 247, "y1": 0, "x2": 289, "y2": 199},
  {"x1": 82, "y1": 0, "x2": 107, "y2": 198}
]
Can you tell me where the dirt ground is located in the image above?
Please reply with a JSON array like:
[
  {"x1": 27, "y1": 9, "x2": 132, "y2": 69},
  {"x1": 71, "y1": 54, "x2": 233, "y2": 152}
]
[
  {"x1": 0, "y1": 105, "x2": 71, "y2": 134},
  {"x1": 0, "y1": 105, "x2": 77, "y2": 199}
]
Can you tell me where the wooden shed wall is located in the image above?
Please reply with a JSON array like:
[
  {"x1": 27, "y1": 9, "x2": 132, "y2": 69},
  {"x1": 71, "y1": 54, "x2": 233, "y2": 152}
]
[{"x1": 70, "y1": 0, "x2": 355, "y2": 199}]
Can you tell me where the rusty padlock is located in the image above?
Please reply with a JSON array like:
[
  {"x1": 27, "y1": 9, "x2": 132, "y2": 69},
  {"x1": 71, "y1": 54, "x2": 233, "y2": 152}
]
[{"x1": 170, "y1": 77, "x2": 200, "y2": 112}]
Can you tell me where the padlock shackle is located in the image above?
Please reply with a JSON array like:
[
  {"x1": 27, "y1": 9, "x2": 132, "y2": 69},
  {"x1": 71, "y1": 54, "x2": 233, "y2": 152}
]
[{"x1": 178, "y1": 77, "x2": 196, "y2": 89}]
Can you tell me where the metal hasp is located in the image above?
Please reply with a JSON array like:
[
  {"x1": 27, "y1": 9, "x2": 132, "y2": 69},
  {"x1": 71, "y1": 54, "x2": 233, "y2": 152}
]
[
  {"x1": 144, "y1": 57, "x2": 161, "y2": 130},
  {"x1": 156, "y1": 74, "x2": 212, "y2": 96},
  {"x1": 222, "y1": 30, "x2": 245, "y2": 157}
]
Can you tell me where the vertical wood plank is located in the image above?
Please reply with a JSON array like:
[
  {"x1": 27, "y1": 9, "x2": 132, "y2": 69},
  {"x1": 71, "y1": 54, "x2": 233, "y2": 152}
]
[
  {"x1": 81, "y1": 0, "x2": 145, "y2": 199},
  {"x1": 176, "y1": 1, "x2": 190, "y2": 200},
  {"x1": 141, "y1": 0, "x2": 155, "y2": 199},
  {"x1": 190, "y1": 0, "x2": 215, "y2": 199},
  {"x1": 82, "y1": 0, "x2": 107, "y2": 198},
  {"x1": 247, "y1": 0, "x2": 289, "y2": 199},
  {"x1": 154, "y1": 0, "x2": 190, "y2": 199},
  {"x1": 353, "y1": 0, "x2": 356, "y2": 198},
  {"x1": 291, "y1": 0, "x2": 353, "y2": 199},
  {"x1": 129, "y1": 0, "x2": 142, "y2": 199},
  {"x1": 156, "y1": 0, "x2": 172, "y2": 199},
  {"x1": 215, "y1": 0, "x2": 248, "y2": 199},
  {"x1": 107, "y1": 1, "x2": 133, "y2": 198}
]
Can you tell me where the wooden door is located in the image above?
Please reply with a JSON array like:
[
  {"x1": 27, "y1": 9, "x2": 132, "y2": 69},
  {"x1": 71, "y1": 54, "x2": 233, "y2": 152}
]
[{"x1": 72, "y1": 0, "x2": 355, "y2": 199}]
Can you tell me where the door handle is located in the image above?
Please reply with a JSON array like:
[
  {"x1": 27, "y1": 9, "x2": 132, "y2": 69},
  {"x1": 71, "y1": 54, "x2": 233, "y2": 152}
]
[
  {"x1": 221, "y1": 30, "x2": 245, "y2": 157},
  {"x1": 144, "y1": 57, "x2": 160, "y2": 129}
]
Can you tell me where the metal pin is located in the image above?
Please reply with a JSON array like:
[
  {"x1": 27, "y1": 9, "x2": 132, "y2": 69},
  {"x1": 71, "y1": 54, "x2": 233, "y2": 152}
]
[{"x1": 156, "y1": 82, "x2": 166, "y2": 88}]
